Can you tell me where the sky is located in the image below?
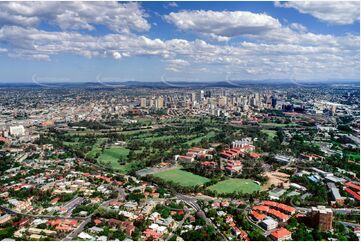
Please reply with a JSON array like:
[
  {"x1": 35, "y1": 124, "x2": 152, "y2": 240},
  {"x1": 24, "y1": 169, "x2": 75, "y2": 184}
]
[{"x1": 0, "y1": 1, "x2": 359, "y2": 83}]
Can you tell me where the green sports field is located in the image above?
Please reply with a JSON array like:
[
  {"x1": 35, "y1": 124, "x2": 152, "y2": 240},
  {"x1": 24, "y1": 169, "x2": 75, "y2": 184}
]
[
  {"x1": 207, "y1": 178, "x2": 260, "y2": 194},
  {"x1": 98, "y1": 147, "x2": 129, "y2": 163},
  {"x1": 153, "y1": 169, "x2": 210, "y2": 187}
]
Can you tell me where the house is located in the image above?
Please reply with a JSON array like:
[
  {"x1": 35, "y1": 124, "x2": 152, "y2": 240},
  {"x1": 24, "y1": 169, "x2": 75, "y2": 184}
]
[
  {"x1": 119, "y1": 211, "x2": 138, "y2": 220},
  {"x1": 221, "y1": 200, "x2": 230, "y2": 207},
  {"x1": 239, "y1": 229, "x2": 250, "y2": 241},
  {"x1": 0, "y1": 214, "x2": 12, "y2": 225},
  {"x1": 157, "y1": 217, "x2": 175, "y2": 227},
  {"x1": 78, "y1": 232, "x2": 95, "y2": 240},
  {"x1": 50, "y1": 197, "x2": 61, "y2": 205},
  {"x1": 149, "y1": 212, "x2": 161, "y2": 222},
  {"x1": 176, "y1": 155, "x2": 194, "y2": 163},
  {"x1": 225, "y1": 215, "x2": 233, "y2": 223},
  {"x1": 125, "y1": 223, "x2": 135, "y2": 237},
  {"x1": 143, "y1": 228, "x2": 161, "y2": 240},
  {"x1": 270, "y1": 228, "x2": 292, "y2": 241},
  {"x1": 89, "y1": 226, "x2": 104, "y2": 234},
  {"x1": 108, "y1": 218, "x2": 122, "y2": 227}
]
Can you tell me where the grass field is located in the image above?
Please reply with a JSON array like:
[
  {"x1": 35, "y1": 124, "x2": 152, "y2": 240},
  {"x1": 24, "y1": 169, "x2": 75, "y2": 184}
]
[
  {"x1": 261, "y1": 129, "x2": 277, "y2": 140},
  {"x1": 207, "y1": 178, "x2": 260, "y2": 194},
  {"x1": 184, "y1": 131, "x2": 216, "y2": 145},
  {"x1": 153, "y1": 169, "x2": 210, "y2": 187},
  {"x1": 98, "y1": 147, "x2": 129, "y2": 163}
]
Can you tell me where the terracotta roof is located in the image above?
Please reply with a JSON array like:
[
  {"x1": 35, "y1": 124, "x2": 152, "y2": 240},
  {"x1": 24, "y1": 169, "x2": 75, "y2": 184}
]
[
  {"x1": 253, "y1": 205, "x2": 269, "y2": 212},
  {"x1": 345, "y1": 182, "x2": 360, "y2": 191},
  {"x1": 251, "y1": 210, "x2": 266, "y2": 221},
  {"x1": 262, "y1": 201, "x2": 296, "y2": 214},
  {"x1": 345, "y1": 187, "x2": 360, "y2": 201},
  {"x1": 268, "y1": 209, "x2": 289, "y2": 221},
  {"x1": 271, "y1": 228, "x2": 292, "y2": 239}
]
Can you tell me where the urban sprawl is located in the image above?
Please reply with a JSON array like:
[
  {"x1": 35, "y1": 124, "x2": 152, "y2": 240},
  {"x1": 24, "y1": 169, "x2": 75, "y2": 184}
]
[{"x1": 0, "y1": 85, "x2": 360, "y2": 241}]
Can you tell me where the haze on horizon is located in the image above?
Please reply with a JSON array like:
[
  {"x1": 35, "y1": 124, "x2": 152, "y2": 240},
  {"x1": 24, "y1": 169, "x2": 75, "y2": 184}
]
[{"x1": 0, "y1": 1, "x2": 359, "y2": 83}]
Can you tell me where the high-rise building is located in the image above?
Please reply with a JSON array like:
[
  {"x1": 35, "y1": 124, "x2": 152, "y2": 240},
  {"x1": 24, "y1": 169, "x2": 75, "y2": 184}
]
[
  {"x1": 205, "y1": 90, "x2": 211, "y2": 98},
  {"x1": 310, "y1": 206, "x2": 333, "y2": 232},
  {"x1": 200, "y1": 90, "x2": 205, "y2": 100},
  {"x1": 140, "y1": 98, "x2": 147, "y2": 108},
  {"x1": 272, "y1": 96, "x2": 277, "y2": 108},
  {"x1": 156, "y1": 96, "x2": 164, "y2": 109},
  {"x1": 191, "y1": 92, "x2": 196, "y2": 102}
]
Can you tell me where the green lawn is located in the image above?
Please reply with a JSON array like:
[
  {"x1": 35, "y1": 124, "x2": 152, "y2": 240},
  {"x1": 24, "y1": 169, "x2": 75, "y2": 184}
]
[
  {"x1": 86, "y1": 138, "x2": 107, "y2": 159},
  {"x1": 207, "y1": 178, "x2": 260, "y2": 194},
  {"x1": 261, "y1": 129, "x2": 277, "y2": 140},
  {"x1": 184, "y1": 131, "x2": 216, "y2": 145},
  {"x1": 153, "y1": 169, "x2": 210, "y2": 187},
  {"x1": 346, "y1": 153, "x2": 360, "y2": 161},
  {"x1": 98, "y1": 147, "x2": 129, "y2": 163}
]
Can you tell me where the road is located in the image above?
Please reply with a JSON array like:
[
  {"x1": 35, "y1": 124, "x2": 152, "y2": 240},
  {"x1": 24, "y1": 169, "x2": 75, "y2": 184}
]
[
  {"x1": 295, "y1": 206, "x2": 360, "y2": 215},
  {"x1": 175, "y1": 194, "x2": 228, "y2": 241},
  {"x1": 166, "y1": 210, "x2": 190, "y2": 241},
  {"x1": 336, "y1": 221, "x2": 360, "y2": 228},
  {"x1": 62, "y1": 197, "x2": 118, "y2": 241}
]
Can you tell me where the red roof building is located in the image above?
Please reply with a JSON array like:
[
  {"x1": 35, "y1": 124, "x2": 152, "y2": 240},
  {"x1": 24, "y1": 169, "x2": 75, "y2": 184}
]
[
  {"x1": 270, "y1": 228, "x2": 292, "y2": 241},
  {"x1": 345, "y1": 187, "x2": 360, "y2": 201},
  {"x1": 251, "y1": 210, "x2": 266, "y2": 222},
  {"x1": 345, "y1": 182, "x2": 360, "y2": 191}
]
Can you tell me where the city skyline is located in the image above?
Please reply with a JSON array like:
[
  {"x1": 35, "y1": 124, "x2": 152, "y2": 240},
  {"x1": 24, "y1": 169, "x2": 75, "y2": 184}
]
[{"x1": 0, "y1": 1, "x2": 360, "y2": 83}]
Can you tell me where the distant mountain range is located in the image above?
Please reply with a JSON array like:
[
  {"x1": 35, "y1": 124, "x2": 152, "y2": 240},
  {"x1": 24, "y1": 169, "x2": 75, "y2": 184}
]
[{"x1": 0, "y1": 80, "x2": 359, "y2": 89}]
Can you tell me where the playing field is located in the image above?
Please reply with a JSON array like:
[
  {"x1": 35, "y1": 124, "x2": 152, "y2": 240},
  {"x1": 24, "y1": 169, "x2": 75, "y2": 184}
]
[
  {"x1": 207, "y1": 178, "x2": 260, "y2": 194},
  {"x1": 153, "y1": 169, "x2": 210, "y2": 187},
  {"x1": 98, "y1": 147, "x2": 129, "y2": 163}
]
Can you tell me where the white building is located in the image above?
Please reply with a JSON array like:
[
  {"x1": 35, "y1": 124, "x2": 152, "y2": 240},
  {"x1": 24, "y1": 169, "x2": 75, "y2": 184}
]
[
  {"x1": 9, "y1": 125, "x2": 25, "y2": 137},
  {"x1": 260, "y1": 217, "x2": 278, "y2": 230},
  {"x1": 232, "y1": 138, "x2": 252, "y2": 148}
]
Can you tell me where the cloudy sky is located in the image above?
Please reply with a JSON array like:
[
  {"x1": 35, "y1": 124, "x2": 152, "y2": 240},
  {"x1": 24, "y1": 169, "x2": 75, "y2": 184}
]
[{"x1": 0, "y1": 1, "x2": 359, "y2": 83}]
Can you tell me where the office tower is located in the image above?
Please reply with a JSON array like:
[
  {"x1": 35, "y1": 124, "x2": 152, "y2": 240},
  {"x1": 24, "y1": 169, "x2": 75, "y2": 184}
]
[
  {"x1": 140, "y1": 98, "x2": 147, "y2": 108},
  {"x1": 205, "y1": 90, "x2": 211, "y2": 98},
  {"x1": 156, "y1": 96, "x2": 164, "y2": 109},
  {"x1": 191, "y1": 92, "x2": 196, "y2": 102},
  {"x1": 272, "y1": 96, "x2": 277, "y2": 108},
  {"x1": 200, "y1": 90, "x2": 204, "y2": 100}
]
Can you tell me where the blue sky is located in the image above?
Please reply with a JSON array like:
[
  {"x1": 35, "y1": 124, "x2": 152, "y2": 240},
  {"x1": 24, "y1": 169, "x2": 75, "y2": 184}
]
[{"x1": 0, "y1": 1, "x2": 359, "y2": 83}]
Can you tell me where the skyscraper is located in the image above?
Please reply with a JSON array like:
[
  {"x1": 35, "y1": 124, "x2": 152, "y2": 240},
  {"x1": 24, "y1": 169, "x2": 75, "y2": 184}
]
[{"x1": 140, "y1": 98, "x2": 147, "y2": 108}]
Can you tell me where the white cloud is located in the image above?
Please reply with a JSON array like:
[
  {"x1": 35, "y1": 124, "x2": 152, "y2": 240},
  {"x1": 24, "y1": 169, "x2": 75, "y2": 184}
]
[
  {"x1": 0, "y1": 1, "x2": 150, "y2": 33},
  {"x1": 165, "y1": 10, "x2": 281, "y2": 41},
  {"x1": 0, "y1": 4, "x2": 358, "y2": 82},
  {"x1": 275, "y1": 1, "x2": 360, "y2": 25},
  {"x1": 112, "y1": 52, "x2": 122, "y2": 60},
  {"x1": 166, "y1": 2, "x2": 178, "y2": 8},
  {"x1": 289, "y1": 23, "x2": 307, "y2": 32}
]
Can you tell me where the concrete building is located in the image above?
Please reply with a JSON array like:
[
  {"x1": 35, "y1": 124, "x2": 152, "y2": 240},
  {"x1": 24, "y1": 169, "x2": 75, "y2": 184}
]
[
  {"x1": 310, "y1": 206, "x2": 333, "y2": 232},
  {"x1": 140, "y1": 98, "x2": 147, "y2": 108},
  {"x1": 9, "y1": 125, "x2": 25, "y2": 136},
  {"x1": 260, "y1": 217, "x2": 278, "y2": 230}
]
